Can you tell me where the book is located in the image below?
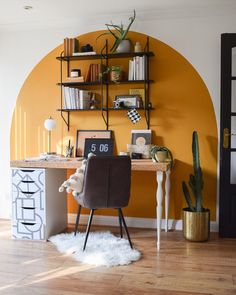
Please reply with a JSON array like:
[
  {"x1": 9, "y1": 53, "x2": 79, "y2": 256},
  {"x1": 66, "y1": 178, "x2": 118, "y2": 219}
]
[
  {"x1": 85, "y1": 63, "x2": 103, "y2": 82},
  {"x1": 72, "y1": 51, "x2": 96, "y2": 56},
  {"x1": 63, "y1": 38, "x2": 79, "y2": 56},
  {"x1": 64, "y1": 76, "x2": 85, "y2": 83}
]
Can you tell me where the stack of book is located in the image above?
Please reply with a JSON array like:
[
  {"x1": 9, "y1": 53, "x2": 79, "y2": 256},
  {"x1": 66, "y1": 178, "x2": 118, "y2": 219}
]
[
  {"x1": 128, "y1": 56, "x2": 146, "y2": 81},
  {"x1": 85, "y1": 64, "x2": 104, "y2": 82},
  {"x1": 64, "y1": 38, "x2": 79, "y2": 56},
  {"x1": 64, "y1": 77, "x2": 85, "y2": 83},
  {"x1": 63, "y1": 87, "x2": 91, "y2": 109}
]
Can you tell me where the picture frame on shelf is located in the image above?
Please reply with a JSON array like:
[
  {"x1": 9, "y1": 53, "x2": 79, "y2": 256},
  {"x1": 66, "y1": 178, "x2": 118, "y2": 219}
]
[
  {"x1": 76, "y1": 130, "x2": 112, "y2": 157},
  {"x1": 114, "y1": 95, "x2": 143, "y2": 108}
]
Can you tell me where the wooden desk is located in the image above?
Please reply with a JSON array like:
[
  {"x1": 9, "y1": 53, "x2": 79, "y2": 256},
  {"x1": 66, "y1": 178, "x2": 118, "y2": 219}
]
[{"x1": 11, "y1": 159, "x2": 171, "y2": 250}]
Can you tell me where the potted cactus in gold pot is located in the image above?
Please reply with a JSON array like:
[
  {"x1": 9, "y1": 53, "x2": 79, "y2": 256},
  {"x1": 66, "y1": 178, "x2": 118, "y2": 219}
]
[{"x1": 182, "y1": 131, "x2": 210, "y2": 242}]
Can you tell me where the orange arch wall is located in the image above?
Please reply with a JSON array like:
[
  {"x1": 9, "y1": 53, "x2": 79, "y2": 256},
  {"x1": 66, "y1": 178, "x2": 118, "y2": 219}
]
[{"x1": 10, "y1": 31, "x2": 217, "y2": 221}]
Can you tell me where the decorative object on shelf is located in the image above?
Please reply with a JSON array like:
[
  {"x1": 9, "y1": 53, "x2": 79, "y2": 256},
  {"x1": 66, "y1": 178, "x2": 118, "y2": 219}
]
[
  {"x1": 90, "y1": 93, "x2": 99, "y2": 109},
  {"x1": 129, "y1": 88, "x2": 144, "y2": 101},
  {"x1": 116, "y1": 40, "x2": 131, "y2": 53},
  {"x1": 76, "y1": 130, "x2": 112, "y2": 157},
  {"x1": 182, "y1": 131, "x2": 210, "y2": 242},
  {"x1": 44, "y1": 116, "x2": 56, "y2": 155},
  {"x1": 65, "y1": 140, "x2": 74, "y2": 158},
  {"x1": 80, "y1": 44, "x2": 93, "y2": 52},
  {"x1": 110, "y1": 66, "x2": 122, "y2": 81},
  {"x1": 114, "y1": 95, "x2": 143, "y2": 108},
  {"x1": 150, "y1": 145, "x2": 173, "y2": 167},
  {"x1": 134, "y1": 42, "x2": 142, "y2": 53},
  {"x1": 70, "y1": 69, "x2": 81, "y2": 78},
  {"x1": 127, "y1": 108, "x2": 141, "y2": 124},
  {"x1": 96, "y1": 10, "x2": 136, "y2": 53}
]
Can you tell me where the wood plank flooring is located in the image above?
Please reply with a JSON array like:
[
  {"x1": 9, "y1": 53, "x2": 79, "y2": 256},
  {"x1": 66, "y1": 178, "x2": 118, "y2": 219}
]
[{"x1": 0, "y1": 219, "x2": 236, "y2": 295}]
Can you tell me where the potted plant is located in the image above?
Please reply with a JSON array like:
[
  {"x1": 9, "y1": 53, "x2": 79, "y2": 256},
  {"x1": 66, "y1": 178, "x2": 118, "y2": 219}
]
[
  {"x1": 150, "y1": 145, "x2": 173, "y2": 168},
  {"x1": 96, "y1": 10, "x2": 136, "y2": 53},
  {"x1": 182, "y1": 131, "x2": 210, "y2": 241}
]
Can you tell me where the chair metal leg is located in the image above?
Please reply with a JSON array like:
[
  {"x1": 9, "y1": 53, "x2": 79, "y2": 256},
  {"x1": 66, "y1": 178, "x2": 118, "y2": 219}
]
[
  {"x1": 74, "y1": 205, "x2": 81, "y2": 236},
  {"x1": 117, "y1": 209, "x2": 123, "y2": 238},
  {"x1": 83, "y1": 209, "x2": 94, "y2": 251},
  {"x1": 118, "y1": 208, "x2": 133, "y2": 249}
]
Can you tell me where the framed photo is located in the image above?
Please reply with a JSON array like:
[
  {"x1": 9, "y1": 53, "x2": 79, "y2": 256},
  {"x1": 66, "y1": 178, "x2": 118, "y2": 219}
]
[
  {"x1": 131, "y1": 129, "x2": 152, "y2": 145},
  {"x1": 114, "y1": 95, "x2": 143, "y2": 108},
  {"x1": 76, "y1": 130, "x2": 112, "y2": 157}
]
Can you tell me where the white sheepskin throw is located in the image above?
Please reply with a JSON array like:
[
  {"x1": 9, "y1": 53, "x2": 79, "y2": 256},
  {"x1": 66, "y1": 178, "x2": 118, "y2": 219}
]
[{"x1": 49, "y1": 231, "x2": 141, "y2": 267}]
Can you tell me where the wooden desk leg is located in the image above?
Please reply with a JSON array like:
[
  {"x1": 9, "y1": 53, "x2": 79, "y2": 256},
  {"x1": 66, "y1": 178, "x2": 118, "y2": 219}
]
[
  {"x1": 165, "y1": 169, "x2": 171, "y2": 232},
  {"x1": 156, "y1": 170, "x2": 163, "y2": 251}
]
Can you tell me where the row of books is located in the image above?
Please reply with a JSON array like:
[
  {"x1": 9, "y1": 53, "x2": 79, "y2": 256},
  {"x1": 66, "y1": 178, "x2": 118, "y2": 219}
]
[
  {"x1": 128, "y1": 56, "x2": 147, "y2": 81},
  {"x1": 85, "y1": 63, "x2": 104, "y2": 82},
  {"x1": 63, "y1": 87, "x2": 91, "y2": 109},
  {"x1": 63, "y1": 38, "x2": 79, "y2": 56}
]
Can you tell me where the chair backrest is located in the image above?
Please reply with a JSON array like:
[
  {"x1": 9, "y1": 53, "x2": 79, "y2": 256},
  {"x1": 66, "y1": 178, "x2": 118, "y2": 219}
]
[{"x1": 78, "y1": 156, "x2": 131, "y2": 209}]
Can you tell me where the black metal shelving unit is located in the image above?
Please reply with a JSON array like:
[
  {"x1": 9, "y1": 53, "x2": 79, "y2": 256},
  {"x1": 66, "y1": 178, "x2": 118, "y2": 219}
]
[{"x1": 56, "y1": 37, "x2": 154, "y2": 131}]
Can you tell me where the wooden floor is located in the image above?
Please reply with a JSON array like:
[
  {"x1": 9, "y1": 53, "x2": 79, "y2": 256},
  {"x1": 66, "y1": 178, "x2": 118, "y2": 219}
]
[{"x1": 0, "y1": 220, "x2": 236, "y2": 295}]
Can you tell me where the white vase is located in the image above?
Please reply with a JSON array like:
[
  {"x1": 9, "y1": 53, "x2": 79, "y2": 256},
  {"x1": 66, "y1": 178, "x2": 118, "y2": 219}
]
[{"x1": 116, "y1": 40, "x2": 131, "y2": 53}]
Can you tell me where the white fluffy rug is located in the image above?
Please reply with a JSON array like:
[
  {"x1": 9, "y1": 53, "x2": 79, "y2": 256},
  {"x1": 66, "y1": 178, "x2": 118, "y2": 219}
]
[{"x1": 49, "y1": 231, "x2": 141, "y2": 267}]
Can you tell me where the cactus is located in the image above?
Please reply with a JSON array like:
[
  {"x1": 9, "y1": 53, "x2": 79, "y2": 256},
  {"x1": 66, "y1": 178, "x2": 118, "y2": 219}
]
[{"x1": 182, "y1": 131, "x2": 204, "y2": 212}]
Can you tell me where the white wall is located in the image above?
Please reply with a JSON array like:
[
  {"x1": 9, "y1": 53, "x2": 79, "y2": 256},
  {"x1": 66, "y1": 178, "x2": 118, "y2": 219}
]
[{"x1": 1, "y1": 6, "x2": 236, "y2": 219}]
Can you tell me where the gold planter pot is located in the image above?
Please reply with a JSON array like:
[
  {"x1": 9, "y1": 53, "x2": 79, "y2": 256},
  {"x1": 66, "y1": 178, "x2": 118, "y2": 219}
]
[{"x1": 182, "y1": 208, "x2": 210, "y2": 242}]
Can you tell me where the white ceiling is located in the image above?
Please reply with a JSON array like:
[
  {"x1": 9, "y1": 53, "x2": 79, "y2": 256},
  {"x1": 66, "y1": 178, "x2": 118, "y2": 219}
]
[{"x1": 0, "y1": 0, "x2": 236, "y2": 31}]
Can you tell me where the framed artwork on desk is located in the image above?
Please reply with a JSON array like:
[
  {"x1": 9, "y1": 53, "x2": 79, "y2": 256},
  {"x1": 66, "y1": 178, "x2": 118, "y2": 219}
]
[
  {"x1": 76, "y1": 130, "x2": 112, "y2": 157},
  {"x1": 131, "y1": 129, "x2": 152, "y2": 145}
]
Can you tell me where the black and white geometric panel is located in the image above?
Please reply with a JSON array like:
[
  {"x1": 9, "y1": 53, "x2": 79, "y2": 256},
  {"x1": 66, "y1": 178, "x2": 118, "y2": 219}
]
[
  {"x1": 127, "y1": 108, "x2": 141, "y2": 124},
  {"x1": 12, "y1": 169, "x2": 45, "y2": 240}
]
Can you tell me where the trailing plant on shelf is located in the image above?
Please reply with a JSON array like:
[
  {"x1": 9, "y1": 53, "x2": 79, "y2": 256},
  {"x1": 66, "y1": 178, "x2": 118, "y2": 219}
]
[
  {"x1": 182, "y1": 131, "x2": 204, "y2": 212},
  {"x1": 150, "y1": 145, "x2": 173, "y2": 168},
  {"x1": 96, "y1": 10, "x2": 136, "y2": 52}
]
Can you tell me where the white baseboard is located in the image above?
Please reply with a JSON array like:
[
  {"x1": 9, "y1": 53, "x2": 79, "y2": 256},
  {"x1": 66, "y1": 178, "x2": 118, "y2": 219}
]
[{"x1": 68, "y1": 213, "x2": 219, "y2": 232}]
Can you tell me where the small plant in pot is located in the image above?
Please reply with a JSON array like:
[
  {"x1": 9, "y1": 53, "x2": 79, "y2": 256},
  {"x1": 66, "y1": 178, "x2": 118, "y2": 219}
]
[
  {"x1": 96, "y1": 10, "x2": 136, "y2": 53},
  {"x1": 182, "y1": 131, "x2": 210, "y2": 242},
  {"x1": 150, "y1": 145, "x2": 173, "y2": 168}
]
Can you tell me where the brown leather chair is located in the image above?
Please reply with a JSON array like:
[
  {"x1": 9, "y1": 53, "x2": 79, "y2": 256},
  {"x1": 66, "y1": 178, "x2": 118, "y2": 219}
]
[{"x1": 73, "y1": 156, "x2": 133, "y2": 251}]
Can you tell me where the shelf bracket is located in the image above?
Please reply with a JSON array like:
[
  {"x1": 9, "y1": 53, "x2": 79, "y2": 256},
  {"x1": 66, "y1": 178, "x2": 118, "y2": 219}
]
[{"x1": 60, "y1": 111, "x2": 70, "y2": 131}]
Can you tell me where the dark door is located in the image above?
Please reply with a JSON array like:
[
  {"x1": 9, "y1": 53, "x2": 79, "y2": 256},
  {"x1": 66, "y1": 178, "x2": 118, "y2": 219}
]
[{"x1": 219, "y1": 33, "x2": 236, "y2": 237}]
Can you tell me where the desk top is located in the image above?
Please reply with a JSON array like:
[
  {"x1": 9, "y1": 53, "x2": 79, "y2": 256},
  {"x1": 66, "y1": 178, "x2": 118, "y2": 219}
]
[{"x1": 10, "y1": 158, "x2": 170, "y2": 172}]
